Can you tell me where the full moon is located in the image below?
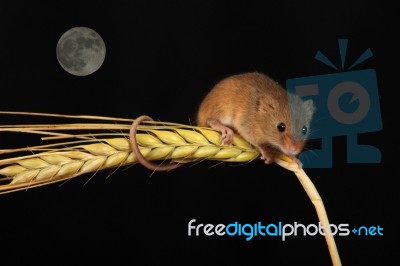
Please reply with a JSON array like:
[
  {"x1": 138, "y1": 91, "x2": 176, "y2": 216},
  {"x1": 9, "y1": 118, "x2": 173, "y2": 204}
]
[{"x1": 56, "y1": 27, "x2": 106, "y2": 76}]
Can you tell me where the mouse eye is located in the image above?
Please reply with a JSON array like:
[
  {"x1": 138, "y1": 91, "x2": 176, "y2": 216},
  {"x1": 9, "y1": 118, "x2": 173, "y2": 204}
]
[
  {"x1": 277, "y1": 122, "x2": 286, "y2": 132},
  {"x1": 301, "y1": 126, "x2": 308, "y2": 135}
]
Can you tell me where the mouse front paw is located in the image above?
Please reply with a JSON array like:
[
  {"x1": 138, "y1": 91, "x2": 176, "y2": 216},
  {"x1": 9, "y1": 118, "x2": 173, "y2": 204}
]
[
  {"x1": 289, "y1": 155, "x2": 303, "y2": 169},
  {"x1": 259, "y1": 147, "x2": 276, "y2": 164}
]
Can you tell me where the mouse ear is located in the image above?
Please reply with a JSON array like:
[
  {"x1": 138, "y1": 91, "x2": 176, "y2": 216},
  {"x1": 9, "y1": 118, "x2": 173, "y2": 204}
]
[{"x1": 304, "y1": 99, "x2": 316, "y2": 116}]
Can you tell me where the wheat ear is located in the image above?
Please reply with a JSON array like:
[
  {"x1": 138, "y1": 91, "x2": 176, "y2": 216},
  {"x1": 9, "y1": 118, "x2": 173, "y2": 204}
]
[{"x1": 0, "y1": 121, "x2": 259, "y2": 194}]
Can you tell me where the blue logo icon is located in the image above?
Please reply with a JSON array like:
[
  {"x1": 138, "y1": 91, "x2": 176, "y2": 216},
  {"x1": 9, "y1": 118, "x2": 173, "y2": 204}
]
[{"x1": 286, "y1": 39, "x2": 382, "y2": 168}]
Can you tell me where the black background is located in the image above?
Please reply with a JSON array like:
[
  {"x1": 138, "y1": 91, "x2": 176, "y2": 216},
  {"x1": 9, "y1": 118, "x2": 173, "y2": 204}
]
[{"x1": 0, "y1": 1, "x2": 394, "y2": 265}]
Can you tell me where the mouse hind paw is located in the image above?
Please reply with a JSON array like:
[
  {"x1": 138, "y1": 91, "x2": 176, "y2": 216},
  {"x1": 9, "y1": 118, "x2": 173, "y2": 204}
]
[
  {"x1": 220, "y1": 127, "x2": 234, "y2": 145},
  {"x1": 208, "y1": 119, "x2": 234, "y2": 146}
]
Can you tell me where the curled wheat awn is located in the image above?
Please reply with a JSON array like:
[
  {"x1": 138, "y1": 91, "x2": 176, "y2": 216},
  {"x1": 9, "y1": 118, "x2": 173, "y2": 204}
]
[{"x1": 0, "y1": 111, "x2": 341, "y2": 266}]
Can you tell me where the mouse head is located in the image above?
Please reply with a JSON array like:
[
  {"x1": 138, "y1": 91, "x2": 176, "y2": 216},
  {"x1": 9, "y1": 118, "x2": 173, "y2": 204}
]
[{"x1": 268, "y1": 93, "x2": 315, "y2": 157}]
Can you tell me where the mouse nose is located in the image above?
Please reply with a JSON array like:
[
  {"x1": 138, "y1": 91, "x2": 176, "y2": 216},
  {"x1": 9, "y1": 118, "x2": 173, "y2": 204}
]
[
  {"x1": 283, "y1": 138, "x2": 304, "y2": 156},
  {"x1": 287, "y1": 142, "x2": 303, "y2": 155}
]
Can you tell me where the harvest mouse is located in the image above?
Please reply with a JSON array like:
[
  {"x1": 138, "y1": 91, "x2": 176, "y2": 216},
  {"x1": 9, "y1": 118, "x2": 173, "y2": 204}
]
[{"x1": 196, "y1": 72, "x2": 315, "y2": 165}]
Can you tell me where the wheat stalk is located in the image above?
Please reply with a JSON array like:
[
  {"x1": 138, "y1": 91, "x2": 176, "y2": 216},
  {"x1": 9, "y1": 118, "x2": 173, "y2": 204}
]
[{"x1": 0, "y1": 111, "x2": 341, "y2": 266}]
